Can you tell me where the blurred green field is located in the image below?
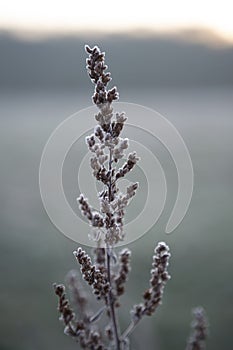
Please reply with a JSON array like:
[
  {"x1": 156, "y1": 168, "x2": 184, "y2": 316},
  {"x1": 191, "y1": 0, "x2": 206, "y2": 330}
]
[{"x1": 0, "y1": 87, "x2": 232, "y2": 349}]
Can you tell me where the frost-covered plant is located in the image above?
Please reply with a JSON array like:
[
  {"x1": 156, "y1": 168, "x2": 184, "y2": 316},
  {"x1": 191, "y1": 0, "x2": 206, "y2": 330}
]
[
  {"x1": 186, "y1": 307, "x2": 208, "y2": 350},
  {"x1": 53, "y1": 45, "x2": 208, "y2": 350}
]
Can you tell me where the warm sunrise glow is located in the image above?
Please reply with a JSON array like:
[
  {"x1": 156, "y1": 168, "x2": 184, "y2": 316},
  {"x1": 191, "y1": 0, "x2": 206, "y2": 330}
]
[{"x1": 0, "y1": 0, "x2": 233, "y2": 42}]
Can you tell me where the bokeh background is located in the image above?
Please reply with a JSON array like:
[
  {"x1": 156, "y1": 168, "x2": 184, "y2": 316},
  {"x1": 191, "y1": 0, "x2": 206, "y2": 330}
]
[{"x1": 0, "y1": 1, "x2": 233, "y2": 349}]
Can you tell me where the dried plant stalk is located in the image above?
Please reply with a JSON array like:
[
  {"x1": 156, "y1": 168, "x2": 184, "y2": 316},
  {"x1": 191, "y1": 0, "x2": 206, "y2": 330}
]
[{"x1": 52, "y1": 45, "x2": 208, "y2": 350}]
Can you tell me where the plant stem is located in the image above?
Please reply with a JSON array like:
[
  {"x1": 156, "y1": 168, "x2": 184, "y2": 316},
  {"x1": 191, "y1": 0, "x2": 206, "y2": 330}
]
[
  {"x1": 106, "y1": 246, "x2": 121, "y2": 350},
  {"x1": 108, "y1": 148, "x2": 113, "y2": 202},
  {"x1": 88, "y1": 306, "x2": 106, "y2": 323},
  {"x1": 121, "y1": 309, "x2": 146, "y2": 340},
  {"x1": 121, "y1": 319, "x2": 139, "y2": 340},
  {"x1": 106, "y1": 146, "x2": 121, "y2": 350}
]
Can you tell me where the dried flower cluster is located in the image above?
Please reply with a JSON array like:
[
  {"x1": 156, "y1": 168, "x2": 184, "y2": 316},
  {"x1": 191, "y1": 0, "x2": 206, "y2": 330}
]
[
  {"x1": 53, "y1": 45, "x2": 208, "y2": 350},
  {"x1": 114, "y1": 248, "x2": 131, "y2": 298},
  {"x1": 73, "y1": 247, "x2": 109, "y2": 301},
  {"x1": 186, "y1": 307, "x2": 208, "y2": 350},
  {"x1": 78, "y1": 45, "x2": 140, "y2": 246},
  {"x1": 53, "y1": 283, "x2": 105, "y2": 349},
  {"x1": 131, "y1": 242, "x2": 171, "y2": 320}
]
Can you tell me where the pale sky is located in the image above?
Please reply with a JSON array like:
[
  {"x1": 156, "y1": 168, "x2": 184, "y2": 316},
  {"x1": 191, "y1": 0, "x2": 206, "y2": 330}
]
[{"x1": 0, "y1": 0, "x2": 233, "y2": 42}]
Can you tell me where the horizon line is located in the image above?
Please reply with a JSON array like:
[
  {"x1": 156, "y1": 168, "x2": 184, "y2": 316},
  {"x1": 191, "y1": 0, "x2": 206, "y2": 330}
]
[{"x1": 1, "y1": 26, "x2": 233, "y2": 47}]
